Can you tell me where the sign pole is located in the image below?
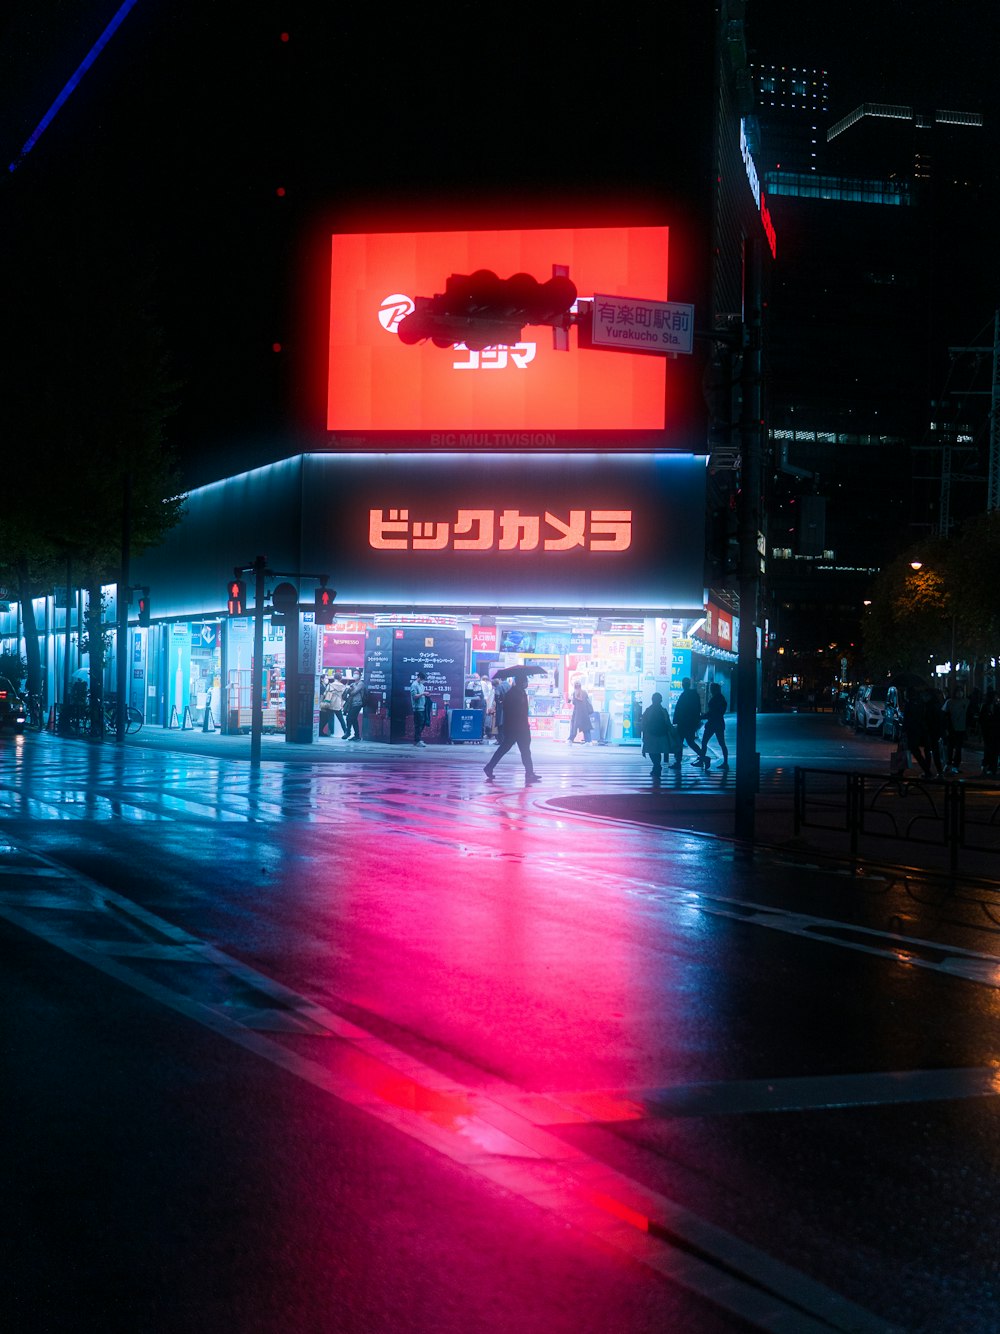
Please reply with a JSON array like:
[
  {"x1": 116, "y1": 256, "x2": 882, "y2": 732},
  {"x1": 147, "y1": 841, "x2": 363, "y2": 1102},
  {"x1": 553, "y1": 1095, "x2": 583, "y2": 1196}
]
[
  {"x1": 735, "y1": 242, "x2": 762, "y2": 843},
  {"x1": 250, "y1": 555, "x2": 267, "y2": 770}
]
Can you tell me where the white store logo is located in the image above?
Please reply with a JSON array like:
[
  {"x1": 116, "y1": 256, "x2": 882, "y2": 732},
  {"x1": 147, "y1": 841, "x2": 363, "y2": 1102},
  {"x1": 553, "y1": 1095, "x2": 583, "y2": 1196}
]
[{"x1": 378, "y1": 293, "x2": 415, "y2": 332}]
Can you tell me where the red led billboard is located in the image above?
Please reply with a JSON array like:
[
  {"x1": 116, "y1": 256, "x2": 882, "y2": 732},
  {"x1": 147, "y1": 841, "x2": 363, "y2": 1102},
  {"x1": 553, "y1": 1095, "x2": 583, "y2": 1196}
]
[{"x1": 326, "y1": 226, "x2": 677, "y2": 436}]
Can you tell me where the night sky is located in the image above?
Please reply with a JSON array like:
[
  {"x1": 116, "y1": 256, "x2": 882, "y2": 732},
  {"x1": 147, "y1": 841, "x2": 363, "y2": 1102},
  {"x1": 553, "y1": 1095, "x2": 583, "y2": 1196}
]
[{"x1": 2, "y1": 2, "x2": 996, "y2": 483}]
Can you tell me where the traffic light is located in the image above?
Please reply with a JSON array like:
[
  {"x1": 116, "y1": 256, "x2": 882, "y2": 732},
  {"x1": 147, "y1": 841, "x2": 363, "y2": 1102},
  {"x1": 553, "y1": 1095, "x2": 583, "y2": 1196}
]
[
  {"x1": 397, "y1": 269, "x2": 578, "y2": 350},
  {"x1": 137, "y1": 588, "x2": 151, "y2": 627},
  {"x1": 314, "y1": 585, "x2": 336, "y2": 625},
  {"x1": 227, "y1": 578, "x2": 247, "y2": 616}
]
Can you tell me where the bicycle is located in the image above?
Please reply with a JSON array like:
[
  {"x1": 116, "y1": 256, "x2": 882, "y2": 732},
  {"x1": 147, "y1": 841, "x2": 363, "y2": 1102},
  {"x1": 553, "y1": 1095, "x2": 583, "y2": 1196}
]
[
  {"x1": 103, "y1": 695, "x2": 144, "y2": 736},
  {"x1": 25, "y1": 691, "x2": 47, "y2": 730},
  {"x1": 60, "y1": 694, "x2": 143, "y2": 738}
]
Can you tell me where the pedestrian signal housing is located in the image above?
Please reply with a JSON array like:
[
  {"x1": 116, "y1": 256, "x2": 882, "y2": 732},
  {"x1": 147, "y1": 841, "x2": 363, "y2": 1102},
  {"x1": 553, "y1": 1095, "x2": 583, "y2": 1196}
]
[
  {"x1": 227, "y1": 579, "x2": 247, "y2": 616},
  {"x1": 315, "y1": 586, "x2": 337, "y2": 624}
]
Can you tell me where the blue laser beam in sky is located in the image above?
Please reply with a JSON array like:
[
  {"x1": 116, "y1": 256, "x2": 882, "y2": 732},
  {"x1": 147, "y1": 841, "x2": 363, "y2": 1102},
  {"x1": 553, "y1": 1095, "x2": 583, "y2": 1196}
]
[{"x1": 8, "y1": 0, "x2": 142, "y2": 173}]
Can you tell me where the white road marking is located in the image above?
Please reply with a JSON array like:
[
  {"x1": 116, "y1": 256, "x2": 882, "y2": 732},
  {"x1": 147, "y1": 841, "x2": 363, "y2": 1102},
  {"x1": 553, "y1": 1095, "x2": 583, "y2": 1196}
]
[{"x1": 0, "y1": 843, "x2": 895, "y2": 1333}]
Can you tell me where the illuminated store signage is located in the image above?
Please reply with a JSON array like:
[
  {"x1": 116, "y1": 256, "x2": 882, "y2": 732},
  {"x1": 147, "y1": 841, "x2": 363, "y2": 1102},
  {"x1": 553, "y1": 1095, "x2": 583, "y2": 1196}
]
[
  {"x1": 302, "y1": 453, "x2": 706, "y2": 613},
  {"x1": 369, "y1": 508, "x2": 632, "y2": 552},
  {"x1": 133, "y1": 452, "x2": 708, "y2": 619},
  {"x1": 739, "y1": 120, "x2": 777, "y2": 259},
  {"x1": 327, "y1": 226, "x2": 673, "y2": 434}
]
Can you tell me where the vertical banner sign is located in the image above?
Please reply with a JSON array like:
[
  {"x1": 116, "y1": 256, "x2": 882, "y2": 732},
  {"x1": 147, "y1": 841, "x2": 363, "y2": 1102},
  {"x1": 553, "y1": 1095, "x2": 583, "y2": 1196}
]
[
  {"x1": 389, "y1": 628, "x2": 465, "y2": 744},
  {"x1": 295, "y1": 620, "x2": 319, "y2": 741},
  {"x1": 130, "y1": 629, "x2": 145, "y2": 717},
  {"x1": 169, "y1": 625, "x2": 191, "y2": 723},
  {"x1": 363, "y1": 629, "x2": 392, "y2": 742}
]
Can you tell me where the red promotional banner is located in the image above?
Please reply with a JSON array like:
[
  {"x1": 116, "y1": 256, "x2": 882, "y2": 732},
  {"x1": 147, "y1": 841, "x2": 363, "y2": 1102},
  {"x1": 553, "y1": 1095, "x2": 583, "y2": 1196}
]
[{"x1": 472, "y1": 625, "x2": 498, "y2": 652}]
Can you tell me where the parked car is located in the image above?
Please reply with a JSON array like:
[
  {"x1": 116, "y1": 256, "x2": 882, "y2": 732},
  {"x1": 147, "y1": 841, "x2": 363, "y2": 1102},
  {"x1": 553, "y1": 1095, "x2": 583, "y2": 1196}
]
[
  {"x1": 853, "y1": 684, "x2": 889, "y2": 734},
  {"x1": 0, "y1": 677, "x2": 27, "y2": 731}
]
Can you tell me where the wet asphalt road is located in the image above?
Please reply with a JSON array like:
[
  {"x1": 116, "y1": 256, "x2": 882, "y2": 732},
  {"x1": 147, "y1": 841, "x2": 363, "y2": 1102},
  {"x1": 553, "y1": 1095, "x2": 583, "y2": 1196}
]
[{"x1": 2, "y1": 714, "x2": 999, "y2": 1332}]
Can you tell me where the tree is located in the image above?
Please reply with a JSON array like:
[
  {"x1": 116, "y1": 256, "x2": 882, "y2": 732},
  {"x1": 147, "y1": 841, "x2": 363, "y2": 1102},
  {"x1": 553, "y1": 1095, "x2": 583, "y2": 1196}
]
[
  {"x1": 2, "y1": 163, "x2": 184, "y2": 729},
  {"x1": 862, "y1": 542, "x2": 954, "y2": 677},
  {"x1": 950, "y1": 511, "x2": 1000, "y2": 671},
  {"x1": 862, "y1": 515, "x2": 1000, "y2": 685}
]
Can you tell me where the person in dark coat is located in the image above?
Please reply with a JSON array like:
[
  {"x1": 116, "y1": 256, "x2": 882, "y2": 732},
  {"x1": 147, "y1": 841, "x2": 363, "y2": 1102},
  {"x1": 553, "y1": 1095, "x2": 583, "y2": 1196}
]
[
  {"x1": 697, "y1": 682, "x2": 729, "y2": 770},
  {"x1": 484, "y1": 671, "x2": 540, "y2": 782},
  {"x1": 924, "y1": 688, "x2": 946, "y2": 776},
  {"x1": 491, "y1": 676, "x2": 509, "y2": 744},
  {"x1": 569, "y1": 681, "x2": 594, "y2": 743},
  {"x1": 903, "y1": 687, "x2": 935, "y2": 777},
  {"x1": 670, "y1": 677, "x2": 702, "y2": 768},
  {"x1": 640, "y1": 692, "x2": 675, "y2": 778},
  {"x1": 942, "y1": 686, "x2": 970, "y2": 774},
  {"x1": 344, "y1": 676, "x2": 365, "y2": 740}
]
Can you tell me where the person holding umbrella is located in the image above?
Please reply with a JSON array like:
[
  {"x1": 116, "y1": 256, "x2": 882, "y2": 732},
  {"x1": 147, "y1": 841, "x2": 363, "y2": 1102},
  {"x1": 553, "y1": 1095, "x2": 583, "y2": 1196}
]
[{"x1": 483, "y1": 666, "x2": 544, "y2": 783}]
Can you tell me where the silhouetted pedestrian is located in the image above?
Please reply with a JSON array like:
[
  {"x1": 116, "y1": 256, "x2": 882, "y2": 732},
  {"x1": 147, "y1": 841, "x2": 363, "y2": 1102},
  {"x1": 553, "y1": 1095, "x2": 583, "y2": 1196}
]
[
  {"x1": 697, "y1": 682, "x2": 729, "y2": 770},
  {"x1": 924, "y1": 688, "x2": 946, "y2": 776},
  {"x1": 484, "y1": 670, "x2": 540, "y2": 782},
  {"x1": 942, "y1": 686, "x2": 969, "y2": 774},
  {"x1": 670, "y1": 677, "x2": 701, "y2": 768},
  {"x1": 344, "y1": 676, "x2": 365, "y2": 740},
  {"x1": 903, "y1": 687, "x2": 935, "y2": 777},
  {"x1": 640, "y1": 692, "x2": 674, "y2": 778}
]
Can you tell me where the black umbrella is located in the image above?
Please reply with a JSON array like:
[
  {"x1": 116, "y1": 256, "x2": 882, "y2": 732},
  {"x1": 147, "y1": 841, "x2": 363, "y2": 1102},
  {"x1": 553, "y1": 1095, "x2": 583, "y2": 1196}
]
[{"x1": 492, "y1": 665, "x2": 548, "y2": 681}]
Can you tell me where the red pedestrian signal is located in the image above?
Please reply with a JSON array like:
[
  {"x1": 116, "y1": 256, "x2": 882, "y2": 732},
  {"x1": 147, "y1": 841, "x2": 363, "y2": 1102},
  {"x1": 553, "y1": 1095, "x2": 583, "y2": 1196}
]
[
  {"x1": 315, "y1": 586, "x2": 337, "y2": 625},
  {"x1": 137, "y1": 589, "x2": 151, "y2": 627},
  {"x1": 227, "y1": 579, "x2": 247, "y2": 616}
]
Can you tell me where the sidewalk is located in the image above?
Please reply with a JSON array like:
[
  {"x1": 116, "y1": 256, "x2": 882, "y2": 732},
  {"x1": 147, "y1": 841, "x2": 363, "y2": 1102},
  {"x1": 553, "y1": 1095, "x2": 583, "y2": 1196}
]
[{"x1": 109, "y1": 722, "x2": 1000, "y2": 885}]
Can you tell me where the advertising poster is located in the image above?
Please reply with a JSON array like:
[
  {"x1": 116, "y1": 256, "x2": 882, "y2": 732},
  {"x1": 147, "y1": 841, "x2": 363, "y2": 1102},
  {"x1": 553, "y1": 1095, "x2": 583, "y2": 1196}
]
[
  {"x1": 327, "y1": 225, "x2": 701, "y2": 446},
  {"x1": 389, "y1": 628, "x2": 465, "y2": 744}
]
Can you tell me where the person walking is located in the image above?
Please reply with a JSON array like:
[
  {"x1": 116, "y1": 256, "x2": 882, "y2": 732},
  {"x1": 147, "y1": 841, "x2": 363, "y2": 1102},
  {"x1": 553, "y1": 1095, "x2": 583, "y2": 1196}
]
[
  {"x1": 409, "y1": 670, "x2": 429, "y2": 746},
  {"x1": 942, "y1": 686, "x2": 970, "y2": 774},
  {"x1": 670, "y1": 677, "x2": 702, "y2": 769},
  {"x1": 980, "y1": 687, "x2": 999, "y2": 777},
  {"x1": 903, "y1": 686, "x2": 935, "y2": 777},
  {"x1": 569, "y1": 681, "x2": 594, "y2": 744},
  {"x1": 491, "y1": 675, "x2": 509, "y2": 745},
  {"x1": 697, "y1": 682, "x2": 729, "y2": 770},
  {"x1": 639, "y1": 692, "x2": 675, "y2": 778},
  {"x1": 924, "y1": 688, "x2": 946, "y2": 776},
  {"x1": 483, "y1": 670, "x2": 540, "y2": 782},
  {"x1": 320, "y1": 673, "x2": 349, "y2": 738},
  {"x1": 344, "y1": 675, "x2": 365, "y2": 741}
]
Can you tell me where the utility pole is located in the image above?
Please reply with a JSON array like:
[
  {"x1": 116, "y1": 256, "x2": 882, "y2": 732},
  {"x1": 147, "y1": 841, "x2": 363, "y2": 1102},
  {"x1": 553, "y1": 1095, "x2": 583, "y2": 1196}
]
[
  {"x1": 250, "y1": 556, "x2": 267, "y2": 770},
  {"x1": 990, "y1": 309, "x2": 1000, "y2": 512},
  {"x1": 115, "y1": 471, "x2": 132, "y2": 743},
  {"x1": 735, "y1": 239, "x2": 763, "y2": 844}
]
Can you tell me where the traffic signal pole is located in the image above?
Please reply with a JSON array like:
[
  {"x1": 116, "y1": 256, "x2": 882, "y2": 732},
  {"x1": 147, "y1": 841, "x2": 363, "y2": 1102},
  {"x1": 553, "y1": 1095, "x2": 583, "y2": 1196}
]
[
  {"x1": 735, "y1": 246, "x2": 763, "y2": 844},
  {"x1": 115, "y1": 470, "x2": 131, "y2": 744},
  {"x1": 250, "y1": 555, "x2": 267, "y2": 770}
]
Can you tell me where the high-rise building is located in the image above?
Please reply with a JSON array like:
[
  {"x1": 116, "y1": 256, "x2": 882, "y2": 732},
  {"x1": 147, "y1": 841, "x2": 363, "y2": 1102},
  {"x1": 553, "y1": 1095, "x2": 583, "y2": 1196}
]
[{"x1": 745, "y1": 20, "x2": 994, "y2": 695}]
